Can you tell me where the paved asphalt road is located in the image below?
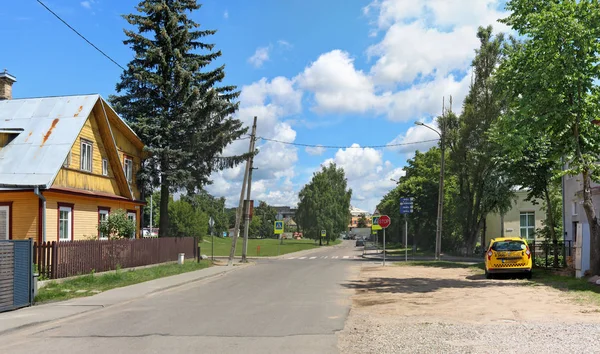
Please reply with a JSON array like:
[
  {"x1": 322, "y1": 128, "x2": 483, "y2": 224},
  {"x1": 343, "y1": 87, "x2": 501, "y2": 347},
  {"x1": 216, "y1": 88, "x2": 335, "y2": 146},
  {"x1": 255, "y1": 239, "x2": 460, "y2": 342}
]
[{"x1": 3, "y1": 240, "x2": 365, "y2": 354}]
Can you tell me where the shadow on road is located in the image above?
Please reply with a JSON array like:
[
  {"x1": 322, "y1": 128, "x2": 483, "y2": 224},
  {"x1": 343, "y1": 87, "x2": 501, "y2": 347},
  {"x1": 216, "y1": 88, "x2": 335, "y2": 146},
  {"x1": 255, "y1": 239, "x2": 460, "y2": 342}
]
[{"x1": 342, "y1": 275, "x2": 528, "y2": 294}]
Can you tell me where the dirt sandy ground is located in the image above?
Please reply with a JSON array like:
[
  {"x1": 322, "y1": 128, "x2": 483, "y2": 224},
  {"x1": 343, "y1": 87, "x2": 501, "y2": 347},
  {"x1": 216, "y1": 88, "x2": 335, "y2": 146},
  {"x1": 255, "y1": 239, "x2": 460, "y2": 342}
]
[{"x1": 338, "y1": 264, "x2": 600, "y2": 354}]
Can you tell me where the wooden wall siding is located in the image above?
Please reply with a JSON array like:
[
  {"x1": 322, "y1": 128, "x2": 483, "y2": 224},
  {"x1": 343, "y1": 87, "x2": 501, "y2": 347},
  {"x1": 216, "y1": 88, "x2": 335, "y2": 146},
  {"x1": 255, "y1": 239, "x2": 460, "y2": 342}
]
[
  {"x1": 53, "y1": 111, "x2": 125, "y2": 196},
  {"x1": 44, "y1": 192, "x2": 141, "y2": 241},
  {"x1": 0, "y1": 192, "x2": 37, "y2": 241},
  {"x1": 112, "y1": 128, "x2": 142, "y2": 200}
]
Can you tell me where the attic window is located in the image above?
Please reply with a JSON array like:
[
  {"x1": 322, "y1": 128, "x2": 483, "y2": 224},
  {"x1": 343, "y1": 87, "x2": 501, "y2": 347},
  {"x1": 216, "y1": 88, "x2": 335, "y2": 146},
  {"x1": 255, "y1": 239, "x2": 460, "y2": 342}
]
[
  {"x1": 0, "y1": 129, "x2": 23, "y2": 148},
  {"x1": 80, "y1": 139, "x2": 93, "y2": 172}
]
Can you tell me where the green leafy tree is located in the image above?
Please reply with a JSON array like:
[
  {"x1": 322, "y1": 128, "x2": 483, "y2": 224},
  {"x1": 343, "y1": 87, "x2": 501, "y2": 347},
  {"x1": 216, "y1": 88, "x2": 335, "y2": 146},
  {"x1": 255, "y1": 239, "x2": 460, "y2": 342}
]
[
  {"x1": 378, "y1": 148, "x2": 461, "y2": 252},
  {"x1": 111, "y1": 0, "x2": 248, "y2": 238},
  {"x1": 168, "y1": 199, "x2": 208, "y2": 239},
  {"x1": 357, "y1": 214, "x2": 368, "y2": 228},
  {"x1": 296, "y1": 163, "x2": 352, "y2": 246},
  {"x1": 490, "y1": 97, "x2": 563, "y2": 265},
  {"x1": 98, "y1": 209, "x2": 136, "y2": 239},
  {"x1": 183, "y1": 191, "x2": 227, "y2": 236},
  {"x1": 445, "y1": 26, "x2": 514, "y2": 254},
  {"x1": 253, "y1": 201, "x2": 277, "y2": 238},
  {"x1": 500, "y1": 0, "x2": 600, "y2": 273}
]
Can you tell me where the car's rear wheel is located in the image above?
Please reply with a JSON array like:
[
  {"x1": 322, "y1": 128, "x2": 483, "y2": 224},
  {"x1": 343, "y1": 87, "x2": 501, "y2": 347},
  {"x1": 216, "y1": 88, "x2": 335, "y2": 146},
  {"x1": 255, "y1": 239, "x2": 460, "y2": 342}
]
[
  {"x1": 526, "y1": 271, "x2": 532, "y2": 280},
  {"x1": 485, "y1": 269, "x2": 492, "y2": 279}
]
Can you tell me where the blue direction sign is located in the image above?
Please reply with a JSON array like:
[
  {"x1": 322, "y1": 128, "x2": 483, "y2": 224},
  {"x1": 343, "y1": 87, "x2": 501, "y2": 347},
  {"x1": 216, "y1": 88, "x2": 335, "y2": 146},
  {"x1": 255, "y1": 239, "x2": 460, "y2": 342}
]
[{"x1": 400, "y1": 197, "x2": 413, "y2": 214}]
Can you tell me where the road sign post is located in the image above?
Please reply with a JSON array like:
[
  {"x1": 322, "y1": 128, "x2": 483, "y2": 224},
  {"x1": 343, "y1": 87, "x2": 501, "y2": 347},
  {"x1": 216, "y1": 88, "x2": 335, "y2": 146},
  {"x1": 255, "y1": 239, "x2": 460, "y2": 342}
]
[
  {"x1": 378, "y1": 215, "x2": 391, "y2": 266},
  {"x1": 209, "y1": 217, "x2": 215, "y2": 261},
  {"x1": 399, "y1": 198, "x2": 413, "y2": 262}
]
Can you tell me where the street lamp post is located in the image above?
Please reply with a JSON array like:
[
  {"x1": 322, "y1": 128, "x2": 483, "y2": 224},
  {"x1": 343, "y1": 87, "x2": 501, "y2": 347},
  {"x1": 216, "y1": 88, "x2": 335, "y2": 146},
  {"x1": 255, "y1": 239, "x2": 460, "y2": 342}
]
[{"x1": 414, "y1": 121, "x2": 444, "y2": 260}]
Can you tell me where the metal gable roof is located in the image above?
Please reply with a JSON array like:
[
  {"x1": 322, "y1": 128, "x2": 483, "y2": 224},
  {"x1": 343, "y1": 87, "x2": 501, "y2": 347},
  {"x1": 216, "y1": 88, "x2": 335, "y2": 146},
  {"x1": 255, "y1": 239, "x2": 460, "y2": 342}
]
[{"x1": 0, "y1": 95, "x2": 99, "y2": 188}]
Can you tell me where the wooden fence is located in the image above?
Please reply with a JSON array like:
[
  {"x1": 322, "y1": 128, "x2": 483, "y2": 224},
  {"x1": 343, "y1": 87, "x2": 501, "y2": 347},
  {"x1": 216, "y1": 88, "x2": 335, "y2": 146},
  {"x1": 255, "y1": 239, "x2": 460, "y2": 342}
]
[{"x1": 34, "y1": 237, "x2": 198, "y2": 279}]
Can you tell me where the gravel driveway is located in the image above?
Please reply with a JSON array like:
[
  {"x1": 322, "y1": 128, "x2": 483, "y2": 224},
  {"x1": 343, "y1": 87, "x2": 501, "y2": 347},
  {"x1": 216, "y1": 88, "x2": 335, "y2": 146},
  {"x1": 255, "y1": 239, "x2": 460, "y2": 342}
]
[{"x1": 337, "y1": 264, "x2": 600, "y2": 354}]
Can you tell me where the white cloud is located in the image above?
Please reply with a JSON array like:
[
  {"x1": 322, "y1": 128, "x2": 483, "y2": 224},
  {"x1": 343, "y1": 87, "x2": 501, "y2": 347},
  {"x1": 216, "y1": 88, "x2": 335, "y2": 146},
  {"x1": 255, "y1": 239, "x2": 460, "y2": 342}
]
[
  {"x1": 80, "y1": 1, "x2": 94, "y2": 9},
  {"x1": 367, "y1": 22, "x2": 478, "y2": 84},
  {"x1": 206, "y1": 77, "x2": 302, "y2": 207},
  {"x1": 278, "y1": 40, "x2": 293, "y2": 49},
  {"x1": 248, "y1": 47, "x2": 270, "y2": 68},
  {"x1": 297, "y1": 50, "x2": 384, "y2": 114},
  {"x1": 305, "y1": 145, "x2": 326, "y2": 156},
  {"x1": 224, "y1": 10, "x2": 229, "y2": 19},
  {"x1": 316, "y1": 145, "x2": 408, "y2": 212},
  {"x1": 385, "y1": 73, "x2": 470, "y2": 121},
  {"x1": 323, "y1": 144, "x2": 383, "y2": 180},
  {"x1": 387, "y1": 118, "x2": 440, "y2": 154}
]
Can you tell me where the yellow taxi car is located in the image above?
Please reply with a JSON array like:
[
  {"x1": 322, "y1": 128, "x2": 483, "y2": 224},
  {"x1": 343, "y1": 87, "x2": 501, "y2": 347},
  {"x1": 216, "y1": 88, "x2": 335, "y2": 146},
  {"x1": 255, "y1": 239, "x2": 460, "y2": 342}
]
[{"x1": 484, "y1": 237, "x2": 532, "y2": 279}]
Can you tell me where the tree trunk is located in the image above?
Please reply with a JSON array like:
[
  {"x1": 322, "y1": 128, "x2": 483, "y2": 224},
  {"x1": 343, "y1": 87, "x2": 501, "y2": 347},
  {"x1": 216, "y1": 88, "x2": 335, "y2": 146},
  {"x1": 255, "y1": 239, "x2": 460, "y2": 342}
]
[
  {"x1": 581, "y1": 168, "x2": 600, "y2": 275},
  {"x1": 159, "y1": 181, "x2": 170, "y2": 237},
  {"x1": 543, "y1": 186, "x2": 559, "y2": 268}
]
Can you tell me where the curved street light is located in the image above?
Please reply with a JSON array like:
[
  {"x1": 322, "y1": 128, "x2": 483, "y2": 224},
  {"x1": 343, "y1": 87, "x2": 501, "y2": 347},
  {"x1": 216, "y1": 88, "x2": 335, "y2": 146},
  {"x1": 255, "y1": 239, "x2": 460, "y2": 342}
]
[{"x1": 414, "y1": 121, "x2": 445, "y2": 260}]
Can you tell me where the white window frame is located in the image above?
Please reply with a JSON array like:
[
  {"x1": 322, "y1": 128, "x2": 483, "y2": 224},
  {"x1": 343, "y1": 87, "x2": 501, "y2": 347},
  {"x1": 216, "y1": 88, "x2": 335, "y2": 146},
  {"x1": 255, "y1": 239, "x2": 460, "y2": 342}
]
[
  {"x1": 124, "y1": 156, "x2": 133, "y2": 182},
  {"x1": 99, "y1": 209, "x2": 109, "y2": 240},
  {"x1": 102, "y1": 158, "x2": 108, "y2": 176},
  {"x1": 0, "y1": 205, "x2": 9, "y2": 241},
  {"x1": 127, "y1": 211, "x2": 136, "y2": 239},
  {"x1": 59, "y1": 206, "x2": 72, "y2": 241},
  {"x1": 520, "y1": 211, "x2": 535, "y2": 240},
  {"x1": 80, "y1": 140, "x2": 93, "y2": 172},
  {"x1": 572, "y1": 201, "x2": 578, "y2": 216}
]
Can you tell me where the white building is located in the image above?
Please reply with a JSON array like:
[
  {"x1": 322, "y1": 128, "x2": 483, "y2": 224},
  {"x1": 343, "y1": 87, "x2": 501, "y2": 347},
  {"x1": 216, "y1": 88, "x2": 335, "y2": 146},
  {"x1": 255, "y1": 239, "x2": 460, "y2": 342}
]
[{"x1": 563, "y1": 165, "x2": 593, "y2": 277}]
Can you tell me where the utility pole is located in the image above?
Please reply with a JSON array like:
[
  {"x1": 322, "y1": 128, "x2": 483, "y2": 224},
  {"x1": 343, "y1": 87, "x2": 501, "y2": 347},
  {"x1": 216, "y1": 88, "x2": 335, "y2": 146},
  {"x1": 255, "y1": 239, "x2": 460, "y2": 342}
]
[
  {"x1": 241, "y1": 163, "x2": 257, "y2": 263},
  {"x1": 149, "y1": 193, "x2": 153, "y2": 231},
  {"x1": 228, "y1": 117, "x2": 257, "y2": 266},
  {"x1": 435, "y1": 97, "x2": 447, "y2": 260}
]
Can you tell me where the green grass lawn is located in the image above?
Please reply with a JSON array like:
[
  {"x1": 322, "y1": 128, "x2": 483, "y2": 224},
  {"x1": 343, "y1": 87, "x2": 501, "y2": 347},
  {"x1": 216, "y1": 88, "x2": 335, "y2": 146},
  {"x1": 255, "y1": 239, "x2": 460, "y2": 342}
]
[
  {"x1": 36, "y1": 260, "x2": 211, "y2": 304},
  {"x1": 200, "y1": 237, "x2": 341, "y2": 257}
]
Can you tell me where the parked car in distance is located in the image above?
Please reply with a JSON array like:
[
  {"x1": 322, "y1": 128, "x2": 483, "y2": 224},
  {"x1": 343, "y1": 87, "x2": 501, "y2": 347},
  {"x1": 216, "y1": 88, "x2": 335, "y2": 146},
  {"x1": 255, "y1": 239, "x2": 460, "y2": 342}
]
[
  {"x1": 484, "y1": 237, "x2": 532, "y2": 279},
  {"x1": 355, "y1": 238, "x2": 365, "y2": 247}
]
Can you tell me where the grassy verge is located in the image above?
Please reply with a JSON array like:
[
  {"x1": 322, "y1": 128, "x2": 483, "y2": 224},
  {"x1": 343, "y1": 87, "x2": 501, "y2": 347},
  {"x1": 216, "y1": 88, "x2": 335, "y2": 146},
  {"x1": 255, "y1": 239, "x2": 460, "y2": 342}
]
[
  {"x1": 200, "y1": 237, "x2": 341, "y2": 257},
  {"x1": 529, "y1": 269, "x2": 600, "y2": 306},
  {"x1": 36, "y1": 260, "x2": 211, "y2": 304},
  {"x1": 384, "y1": 248, "x2": 435, "y2": 257}
]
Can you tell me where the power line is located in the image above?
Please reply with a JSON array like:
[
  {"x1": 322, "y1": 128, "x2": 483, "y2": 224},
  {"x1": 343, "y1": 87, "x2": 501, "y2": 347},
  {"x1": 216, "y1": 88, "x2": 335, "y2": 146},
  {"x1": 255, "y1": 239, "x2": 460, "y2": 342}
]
[
  {"x1": 257, "y1": 137, "x2": 440, "y2": 149},
  {"x1": 37, "y1": 0, "x2": 126, "y2": 71},
  {"x1": 37, "y1": 1, "x2": 440, "y2": 153}
]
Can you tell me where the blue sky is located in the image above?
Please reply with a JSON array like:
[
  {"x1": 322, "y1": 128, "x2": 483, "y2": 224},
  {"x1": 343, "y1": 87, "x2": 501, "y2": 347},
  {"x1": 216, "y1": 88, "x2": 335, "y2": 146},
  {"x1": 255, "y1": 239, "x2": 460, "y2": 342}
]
[{"x1": 0, "y1": 0, "x2": 509, "y2": 212}]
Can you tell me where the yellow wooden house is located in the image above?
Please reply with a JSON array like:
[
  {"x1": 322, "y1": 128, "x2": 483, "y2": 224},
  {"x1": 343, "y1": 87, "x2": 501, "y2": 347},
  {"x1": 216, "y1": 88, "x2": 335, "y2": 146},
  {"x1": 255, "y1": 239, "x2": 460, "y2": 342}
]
[{"x1": 0, "y1": 76, "x2": 146, "y2": 243}]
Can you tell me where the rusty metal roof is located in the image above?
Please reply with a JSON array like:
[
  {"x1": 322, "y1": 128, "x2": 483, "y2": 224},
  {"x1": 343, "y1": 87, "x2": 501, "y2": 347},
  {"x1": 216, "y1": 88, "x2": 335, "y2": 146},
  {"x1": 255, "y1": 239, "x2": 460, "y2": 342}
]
[{"x1": 0, "y1": 95, "x2": 100, "y2": 188}]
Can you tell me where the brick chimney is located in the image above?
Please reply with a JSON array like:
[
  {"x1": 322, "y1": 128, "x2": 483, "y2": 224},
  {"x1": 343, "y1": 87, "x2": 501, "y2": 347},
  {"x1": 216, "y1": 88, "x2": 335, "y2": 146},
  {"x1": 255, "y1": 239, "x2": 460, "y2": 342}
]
[{"x1": 0, "y1": 70, "x2": 17, "y2": 100}]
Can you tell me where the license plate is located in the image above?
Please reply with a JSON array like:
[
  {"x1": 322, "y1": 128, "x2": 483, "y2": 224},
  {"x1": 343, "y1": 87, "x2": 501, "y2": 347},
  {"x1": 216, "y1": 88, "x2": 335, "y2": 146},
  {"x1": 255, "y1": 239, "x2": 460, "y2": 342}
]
[{"x1": 502, "y1": 259, "x2": 518, "y2": 263}]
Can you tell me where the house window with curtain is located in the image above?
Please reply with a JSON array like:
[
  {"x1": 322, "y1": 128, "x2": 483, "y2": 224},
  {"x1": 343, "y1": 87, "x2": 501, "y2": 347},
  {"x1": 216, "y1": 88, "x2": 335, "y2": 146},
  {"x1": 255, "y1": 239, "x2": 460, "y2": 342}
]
[
  {"x1": 80, "y1": 139, "x2": 93, "y2": 172},
  {"x1": 520, "y1": 212, "x2": 535, "y2": 240}
]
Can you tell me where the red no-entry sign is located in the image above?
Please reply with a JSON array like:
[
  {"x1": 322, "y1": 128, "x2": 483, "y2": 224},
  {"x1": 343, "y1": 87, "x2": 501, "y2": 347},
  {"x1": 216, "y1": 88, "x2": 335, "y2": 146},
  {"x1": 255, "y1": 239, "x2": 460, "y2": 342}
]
[{"x1": 378, "y1": 215, "x2": 391, "y2": 229}]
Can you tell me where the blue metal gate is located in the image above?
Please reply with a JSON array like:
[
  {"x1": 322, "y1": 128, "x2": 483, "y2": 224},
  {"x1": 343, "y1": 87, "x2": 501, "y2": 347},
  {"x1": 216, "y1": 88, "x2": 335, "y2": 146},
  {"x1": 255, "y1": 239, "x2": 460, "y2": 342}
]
[{"x1": 0, "y1": 239, "x2": 33, "y2": 312}]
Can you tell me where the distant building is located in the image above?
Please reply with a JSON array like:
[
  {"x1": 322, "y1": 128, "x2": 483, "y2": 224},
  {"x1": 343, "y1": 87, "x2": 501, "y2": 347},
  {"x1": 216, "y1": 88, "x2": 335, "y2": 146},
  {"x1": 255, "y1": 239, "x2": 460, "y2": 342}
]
[
  {"x1": 483, "y1": 188, "x2": 544, "y2": 247},
  {"x1": 349, "y1": 205, "x2": 372, "y2": 228},
  {"x1": 273, "y1": 206, "x2": 296, "y2": 221}
]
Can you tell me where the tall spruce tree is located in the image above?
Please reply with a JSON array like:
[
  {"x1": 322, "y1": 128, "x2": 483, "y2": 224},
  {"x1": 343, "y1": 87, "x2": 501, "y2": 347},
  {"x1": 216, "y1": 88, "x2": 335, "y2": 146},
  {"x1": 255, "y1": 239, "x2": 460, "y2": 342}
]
[
  {"x1": 111, "y1": 1, "x2": 248, "y2": 237},
  {"x1": 445, "y1": 26, "x2": 514, "y2": 254}
]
